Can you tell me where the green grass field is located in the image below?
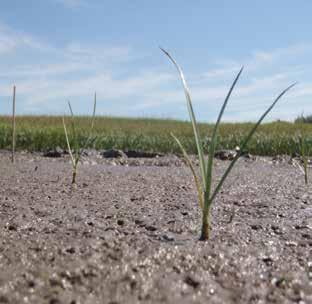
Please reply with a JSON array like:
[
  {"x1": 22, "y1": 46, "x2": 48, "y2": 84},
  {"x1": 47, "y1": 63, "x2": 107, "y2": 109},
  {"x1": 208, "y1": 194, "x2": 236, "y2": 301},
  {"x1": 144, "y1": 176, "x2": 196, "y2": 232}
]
[{"x1": 0, "y1": 115, "x2": 311, "y2": 156}]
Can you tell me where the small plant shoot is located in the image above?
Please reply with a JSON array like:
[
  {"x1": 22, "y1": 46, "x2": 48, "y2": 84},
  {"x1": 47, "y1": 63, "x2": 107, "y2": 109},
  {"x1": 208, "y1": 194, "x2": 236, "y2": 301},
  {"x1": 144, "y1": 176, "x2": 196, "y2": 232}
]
[
  {"x1": 63, "y1": 93, "x2": 97, "y2": 184},
  {"x1": 11, "y1": 85, "x2": 16, "y2": 163},
  {"x1": 161, "y1": 48, "x2": 296, "y2": 241},
  {"x1": 297, "y1": 134, "x2": 308, "y2": 185}
]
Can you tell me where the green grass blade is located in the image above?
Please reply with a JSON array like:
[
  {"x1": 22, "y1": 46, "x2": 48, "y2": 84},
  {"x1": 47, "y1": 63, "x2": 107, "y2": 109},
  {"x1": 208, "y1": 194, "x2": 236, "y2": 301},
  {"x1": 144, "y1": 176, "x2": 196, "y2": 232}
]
[
  {"x1": 67, "y1": 101, "x2": 79, "y2": 161},
  {"x1": 205, "y1": 67, "x2": 243, "y2": 200},
  {"x1": 294, "y1": 155, "x2": 307, "y2": 184},
  {"x1": 161, "y1": 48, "x2": 207, "y2": 186},
  {"x1": 303, "y1": 157, "x2": 308, "y2": 186},
  {"x1": 299, "y1": 136, "x2": 308, "y2": 184},
  {"x1": 171, "y1": 133, "x2": 204, "y2": 209},
  {"x1": 62, "y1": 116, "x2": 75, "y2": 166},
  {"x1": 294, "y1": 159, "x2": 305, "y2": 175},
  {"x1": 210, "y1": 83, "x2": 296, "y2": 203},
  {"x1": 91, "y1": 92, "x2": 97, "y2": 130},
  {"x1": 68, "y1": 101, "x2": 74, "y2": 116}
]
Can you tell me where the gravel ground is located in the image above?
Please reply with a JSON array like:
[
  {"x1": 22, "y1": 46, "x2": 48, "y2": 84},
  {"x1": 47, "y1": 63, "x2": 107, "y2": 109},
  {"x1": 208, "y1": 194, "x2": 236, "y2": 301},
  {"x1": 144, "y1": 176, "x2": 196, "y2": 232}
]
[{"x1": 0, "y1": 151, "x2": 311, "y2": 304}]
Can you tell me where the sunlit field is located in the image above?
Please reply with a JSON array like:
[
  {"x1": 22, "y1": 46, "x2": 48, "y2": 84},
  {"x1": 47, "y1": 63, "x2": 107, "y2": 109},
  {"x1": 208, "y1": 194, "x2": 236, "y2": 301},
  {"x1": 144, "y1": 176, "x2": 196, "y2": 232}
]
[{"x1": 0, "y1": 115, "x2": 311, "y2": 156}]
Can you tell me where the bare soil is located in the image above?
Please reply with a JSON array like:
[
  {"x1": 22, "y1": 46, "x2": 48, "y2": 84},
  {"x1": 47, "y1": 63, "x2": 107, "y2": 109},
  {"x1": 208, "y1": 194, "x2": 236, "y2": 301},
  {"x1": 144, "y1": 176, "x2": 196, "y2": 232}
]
[{"x1": 0, "y1": 151, "x2": 311, "y2": 304}]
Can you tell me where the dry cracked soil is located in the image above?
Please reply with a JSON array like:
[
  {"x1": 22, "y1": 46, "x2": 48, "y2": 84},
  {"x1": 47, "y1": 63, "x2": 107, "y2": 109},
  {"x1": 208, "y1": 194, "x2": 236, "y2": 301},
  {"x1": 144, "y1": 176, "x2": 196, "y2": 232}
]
[{"x1": 0, "y1": 151, "x2": 311, "y2": 304}]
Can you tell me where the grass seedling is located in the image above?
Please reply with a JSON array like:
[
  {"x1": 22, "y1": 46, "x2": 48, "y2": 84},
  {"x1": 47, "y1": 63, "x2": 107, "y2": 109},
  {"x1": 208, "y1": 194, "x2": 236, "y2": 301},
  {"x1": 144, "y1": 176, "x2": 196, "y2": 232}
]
[
  {"x1": 11, "y1": 85, "x2": 16, "y2": 163},
  {"x1": 297, "y1": 134, "x2": 308, "y2": 185},
  {"x1": 161, "y1": 48, "x2": 296, "y2": 240},
  {"x1": 63, "y1": 93, "x2": 97, "y2": 184}
]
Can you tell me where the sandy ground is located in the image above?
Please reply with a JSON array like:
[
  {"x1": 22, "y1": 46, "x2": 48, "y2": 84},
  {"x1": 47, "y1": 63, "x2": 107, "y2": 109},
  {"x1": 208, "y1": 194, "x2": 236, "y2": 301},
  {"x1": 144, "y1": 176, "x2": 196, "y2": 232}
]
[{"x1": 0, "y1": 151, "x2": 311, "y2": 304}]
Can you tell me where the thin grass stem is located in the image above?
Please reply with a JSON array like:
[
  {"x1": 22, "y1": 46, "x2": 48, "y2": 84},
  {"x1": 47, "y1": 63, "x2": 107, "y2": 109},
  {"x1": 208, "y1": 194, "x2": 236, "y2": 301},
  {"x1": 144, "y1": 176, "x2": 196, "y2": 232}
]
[{"x1": 11, "y1": 85, "x2": 16, "y2": 163}]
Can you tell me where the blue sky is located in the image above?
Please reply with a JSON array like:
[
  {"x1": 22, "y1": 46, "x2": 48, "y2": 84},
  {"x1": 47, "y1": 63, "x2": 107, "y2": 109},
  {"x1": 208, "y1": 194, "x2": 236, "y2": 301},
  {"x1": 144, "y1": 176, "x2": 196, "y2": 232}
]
[{"x1": 0, "y1": 0, "x2": 311, "y2": 121}]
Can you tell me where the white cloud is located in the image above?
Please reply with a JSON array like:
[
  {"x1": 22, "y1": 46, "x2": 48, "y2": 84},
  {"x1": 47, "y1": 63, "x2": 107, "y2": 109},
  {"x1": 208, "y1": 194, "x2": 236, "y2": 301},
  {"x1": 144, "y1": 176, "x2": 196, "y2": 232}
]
[
  {"x1": 0, "y1": 34, "x2": 18, "y2": 54},
  {"x1": 64, "y1": 42, "x2": 131, "y2": 64},
  {"x1": 0, "y1": 23, "x2": 52, "y2": 54},
  {"x1": 251, "y1": 44, "x2": 312, "y2": 63},
  {"x1": 201, "y1": 66, "x2": 240, "y2": 80},
  {"x1": 0, "y1": 21, "x2": 310, "y2": 121},
  {"x1": 199, "y1": 43, "x2": 311, "y2": 83}
]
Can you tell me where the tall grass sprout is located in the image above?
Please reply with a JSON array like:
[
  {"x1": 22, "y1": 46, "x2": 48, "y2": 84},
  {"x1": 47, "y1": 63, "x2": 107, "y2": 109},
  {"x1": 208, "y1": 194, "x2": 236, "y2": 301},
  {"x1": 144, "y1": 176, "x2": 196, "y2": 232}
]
[{"x1": 161, "y1": 48, "x2": 296, "y2": 240}]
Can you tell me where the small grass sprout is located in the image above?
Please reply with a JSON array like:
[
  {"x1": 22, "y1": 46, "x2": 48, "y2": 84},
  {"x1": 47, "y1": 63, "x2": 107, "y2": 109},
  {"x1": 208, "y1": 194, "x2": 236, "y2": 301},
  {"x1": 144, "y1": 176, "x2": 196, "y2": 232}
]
[
  {"x1": 11, "y1": 85, "x2": 16, "y2": 163},
  {"x1": 63, "y1": 93, "x2": 97, "y2": 184},
  {"x1": 161, "y1": 48, "x2": 296, "y2": 241},
  {"x1": 296, "y1": 134, "x2": 308, "y2": 185}
]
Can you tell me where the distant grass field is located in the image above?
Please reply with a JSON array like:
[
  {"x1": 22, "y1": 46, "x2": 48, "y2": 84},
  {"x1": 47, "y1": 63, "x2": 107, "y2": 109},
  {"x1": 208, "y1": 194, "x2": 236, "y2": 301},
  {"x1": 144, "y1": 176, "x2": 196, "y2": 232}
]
[{"x1": 0, "y1": 115, "x2": 311, "y2": 156}]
